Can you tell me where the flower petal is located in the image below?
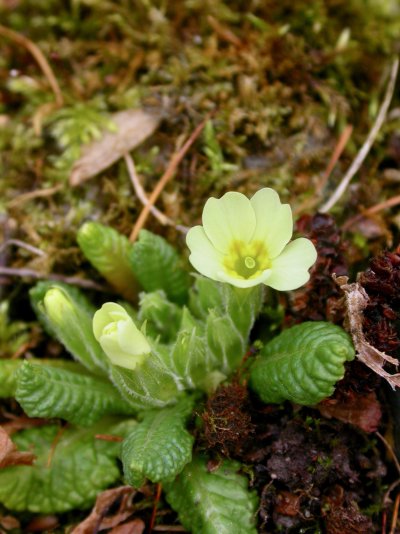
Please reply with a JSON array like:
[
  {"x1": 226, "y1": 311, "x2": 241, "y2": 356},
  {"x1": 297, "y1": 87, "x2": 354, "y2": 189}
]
[
  {"x1": 93, "y1": 302, "x2": 127, "y2": 340},
  {"x1": 250, "y1": 188, "x2": 293, "y2": 258},
  {"x1": 266, "y1": 238, "x2": 317, "y2": 290},
  {"x1": 186, "y1": 225, "x2": 224, "y2": 280},
  {"x1": 202, "y1": 192, "x2": 256, "y2": 253},
  {"x1": 217, "y1": 268, "x2": 272, "y2": 288}
]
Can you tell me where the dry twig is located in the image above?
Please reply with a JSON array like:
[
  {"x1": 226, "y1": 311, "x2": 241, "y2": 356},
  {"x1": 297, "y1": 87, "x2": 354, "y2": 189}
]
[
  {"x1": 320, "y1": 58, "x2": 399, "y2": 213},
  {"x1": 0, "y1": 266, "x2": 109, "y2": 292},
  {"x1": 129, "y1": 118, "x2": 207, "y2": 242},
  {"x1": 342, "y1": 193, "x2": 400, "y2": 231},
  {"x1": 0, "y1": 24, "x2": 63, "y2": 106}
]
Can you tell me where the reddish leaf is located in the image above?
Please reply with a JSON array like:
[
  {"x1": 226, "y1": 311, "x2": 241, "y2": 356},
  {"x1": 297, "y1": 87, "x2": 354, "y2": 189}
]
[
  {"x1": 0, "y1": 426, "x2": 36, "y2": 468},
  {"x1": 317, "y1": 392, "x2": 382, "y2": 432}
]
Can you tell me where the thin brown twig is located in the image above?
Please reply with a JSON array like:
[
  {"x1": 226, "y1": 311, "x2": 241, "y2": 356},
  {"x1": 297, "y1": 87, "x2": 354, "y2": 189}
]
[
  {"x1": 320, "y1": 58, "x2": 399, "y2": 213},
  {"x1": 316, "y1": 124, "x2": 353, "y2": 196},
  {"x1": 0, "y1": 24, "x2": 63, "y2": 107},
  {"x1": 390, "y1": 491, "x2": 400, "y2": 534},
  {"x1": 46, "y1": 425, "x2": 65, "y2": 468},
  {"x1": 7, "y1": 184, "x2": 63, "y2": 208},
  {"x1": 342, "y1": 193, "x2": 400, "y2": 231},
  {"x1": 124, "y1": 154, "x2": 173, "y2": 226},
  {"x1": 124, "y1": 153, "x2": 189, "y2": 234},
  {"x1": 149, "y1": 483, "x2": 163, "y2": 534},
  {"x1": 129, "y1": 118, "x2": 208, "y2": 242},
  {"x1": 0, "y1": 266, "x2": 109, "y2": 292},
  {"x1": 0, "y1": 239, "x2": 46, "y2": 257},
  {"x1": 376, "y1": 431, "x2": 400, "y2": 477}
]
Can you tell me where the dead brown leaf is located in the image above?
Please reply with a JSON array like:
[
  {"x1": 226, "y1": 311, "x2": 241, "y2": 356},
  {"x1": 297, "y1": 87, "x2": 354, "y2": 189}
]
[
  {"x1": 0, "y1": 426, "x2": 36, "y2": 468},
  {"x1": 317, "y1": 392, "x2": 382, "y2": 432},
  {"x1": 69, "y1": 109, "x2": 161, "y2": 186},
  {"x1": 109, "y1": 519, "x2": 145, "y2": 534},
  {"x1": 71, "y1": 486, "x2": 137, "y2": 534},
  {"x1": 336, "y1": 276, "x2": 400, "y2": 388}
]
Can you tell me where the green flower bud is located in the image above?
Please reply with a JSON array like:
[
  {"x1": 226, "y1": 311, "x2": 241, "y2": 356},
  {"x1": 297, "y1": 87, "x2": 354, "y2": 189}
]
[{"x1": 93, "y1": 303, "x2": 151, "y2": 370}]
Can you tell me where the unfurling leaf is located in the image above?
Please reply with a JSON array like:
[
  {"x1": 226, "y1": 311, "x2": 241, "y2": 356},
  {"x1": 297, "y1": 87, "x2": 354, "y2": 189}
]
[
  {"x1": 77, "y1": 222, "x2": 138, "y2": 301},
  {"x1": 138, "y1": 290, "x2": 183, "y2": 342},
  {"x1": 250, "y1": 322, "x2": 355, "y2": 405},
  {"x1": 128, "y1": 230, "x2": 190, "y2": 304},
  {"x1": 30, "y1": 282, "x2": 109, "y2": 375},
  {"x1": 15, "y1": 362, "x2": 136, "y2": 425},
  {"x1": 164, "y1": 455, "x2": 258, "y2": 534},
  {"x1": 122, "y1": 398, "x2": 194, "y2": 487},
  {"x1": 190, "y1": 278, "x2": 263, "y2": 374},
  {"x1": 0, "y1": 419, "x2": 136, "y2": 513}
]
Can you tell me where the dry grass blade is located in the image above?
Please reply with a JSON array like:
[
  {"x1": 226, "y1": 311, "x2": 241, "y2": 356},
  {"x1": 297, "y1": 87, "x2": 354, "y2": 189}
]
[
  {"x1": 0, "y1": 24, "x2": 63, "y2": 106},
  {"x1": 336, "y1": 276, "x2": 400, "y2": 388},
  {"x1": 129, "y1": 117, "x2": 207, "y2": 242},
  {"x1": 70, "y1": 109, "x2": 161, "y2": 186},
  {"x1": 320, "y1": 58, "x2": 399, "y2": 213}
]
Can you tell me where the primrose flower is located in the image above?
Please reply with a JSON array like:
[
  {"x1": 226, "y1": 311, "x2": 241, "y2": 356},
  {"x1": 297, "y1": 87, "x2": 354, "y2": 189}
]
[
  {"x1": 186, "y1": 188, "x2": 317, "y2": 290},
  {"x1": 93, "y1": 303, "x2": 151, "y2": 370}
]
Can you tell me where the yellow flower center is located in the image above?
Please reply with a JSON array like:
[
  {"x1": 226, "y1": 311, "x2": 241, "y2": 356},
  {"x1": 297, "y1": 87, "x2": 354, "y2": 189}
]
[{"x1": 223, "y1": 240, "x2": 270, "y2": 279}]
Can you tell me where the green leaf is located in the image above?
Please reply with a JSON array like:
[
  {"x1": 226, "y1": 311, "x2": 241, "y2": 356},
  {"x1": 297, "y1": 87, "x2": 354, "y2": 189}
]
[
  {"x1": 0, "y1": 418, "x2": 136, "y2": 513},
  {"x1": 30, "y1": 281, "x2": 109, "y2": 375},
  {"x1": 122, "y1": 397, "x2": 194, "y2": 487},
  {"x1": 77, "y1": 222, "x2": 138, "y2": 301},
  {"x1": 249, "y1": 322, "x2": 356, "y2": 405},
  {"x1": 15, "y1": 362, "x2": 135, "y2": 425},
  {"x1": 110, "y1": 343, "x2": 183, "y2": 410},
  {"x1": 170, "y1": 329, "x2": 218, "y2": 390},
  {"x1": 138, "y1": 290, "x2": 183, "y2": 342},
  {"x1": 164, "y1": 455, "x2": 258, "y2": 534},
  {"x1": 190, "y1": 278, "x2": 263, "y2": 374},
  {"x1": 0, "y1": 357, "x2": 90, "y2": 398},
  {"x1": 0, "y1": 359, "x2": 22, "y2": 397},
  {"x1": 128, "y1": 230, "x2": 190, "y2": 304}
]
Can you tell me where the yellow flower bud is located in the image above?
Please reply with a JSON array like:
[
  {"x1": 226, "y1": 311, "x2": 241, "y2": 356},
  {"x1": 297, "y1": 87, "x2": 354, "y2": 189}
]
[{"x1": 93, "y1": 303, "x2": 151, "y2": 370}]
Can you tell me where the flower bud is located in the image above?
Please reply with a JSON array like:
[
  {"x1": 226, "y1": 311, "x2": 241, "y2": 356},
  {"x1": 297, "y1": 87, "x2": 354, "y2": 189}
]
[{"x1": 93, "y1": 303, "x2": 151, "y2": 370}]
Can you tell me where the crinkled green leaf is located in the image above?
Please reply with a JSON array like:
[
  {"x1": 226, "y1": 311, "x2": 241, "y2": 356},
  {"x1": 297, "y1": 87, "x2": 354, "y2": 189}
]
[
  {"x1": 0, "y1": 358, "x2": 90, "y2": 398},
  {"x1": 0, "y1": 359, "x2": 22, "y2": 397},
  {"x1": 128, "y1": 230, "x2": 190, "y2": 304},
  {"x1": 77, "y1": 222, "x2": 138, "y2": 301},
  {"x1": 164, "y1": 455, "x2": 258, "y2": 534},
  {"x1": 250, "y1": 321, "x2": 356, "y2": 405},
  {"x1": 15, "y1": 361, "x2": 135, "y2": 425},
  {"x1": 30, "y1": 281, "x2": 109, "y2": 375},
  {"x1": 0, "y1": 418, "x2": 136, "y2": 513},
  {"x1": 122, "y1": 397, "x2": 194, "y2": 487},
  {"x1": 138, "y1": 290, "x2": 183, "y2": 342}
]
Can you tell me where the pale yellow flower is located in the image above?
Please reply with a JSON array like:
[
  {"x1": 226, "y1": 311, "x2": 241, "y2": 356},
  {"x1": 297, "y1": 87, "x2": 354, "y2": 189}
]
[
  {"x1": 186, "y1": 188, "x2": 317, "y2": 289},
  {"x1": 93, "y1": 303, "x2": 151, "y2": 370}
]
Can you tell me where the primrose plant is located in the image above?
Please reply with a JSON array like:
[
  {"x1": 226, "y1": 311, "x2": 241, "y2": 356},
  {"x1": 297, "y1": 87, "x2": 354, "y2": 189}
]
[{"x1": 0, "y1": 188, "x2": 355, "y2": 533}]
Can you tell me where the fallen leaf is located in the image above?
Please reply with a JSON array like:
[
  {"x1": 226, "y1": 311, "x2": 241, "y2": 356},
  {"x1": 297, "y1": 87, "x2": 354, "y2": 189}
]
[
  {"x1": 275, "y1": 491, "x2": 301, "y2": 517},
  {"x1": 26, "y1": 515, "x2": 59, "y2": 532},
  {"x1": 70, "y1": 109, "x2": 161, "y2": 186},
  {"x1": 71, "y1": 486, "x2": 137, "y2": 534},
  {"x1": 109, "y1": 519, "x2": 145, "y2": 534},
  {"x1": 317, "y1": 392, "x2": 382, "y2": 432},
  {"x1": 335, "y1": 276, "x2": 400, "y2": 388},
  {"x1": 0, "y1": 426, "x2": 36, "y2": 468}
]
